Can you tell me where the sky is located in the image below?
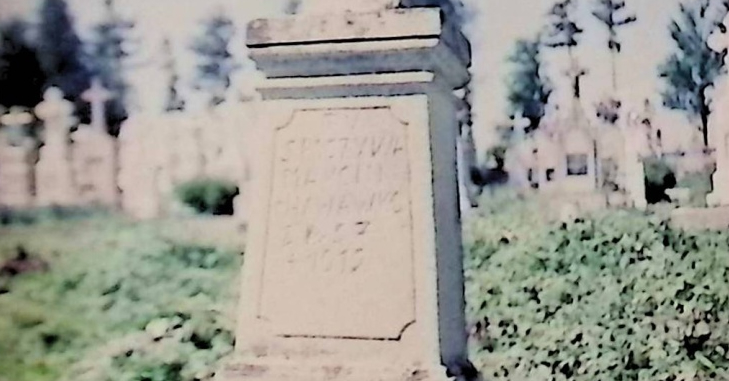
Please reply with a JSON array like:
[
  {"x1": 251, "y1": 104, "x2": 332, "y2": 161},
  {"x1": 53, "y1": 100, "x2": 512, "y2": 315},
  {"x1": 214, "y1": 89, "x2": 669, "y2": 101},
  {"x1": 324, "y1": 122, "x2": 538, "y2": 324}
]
[{"x1": 0, "y1": 0, "x2": 717, "y2": 155}]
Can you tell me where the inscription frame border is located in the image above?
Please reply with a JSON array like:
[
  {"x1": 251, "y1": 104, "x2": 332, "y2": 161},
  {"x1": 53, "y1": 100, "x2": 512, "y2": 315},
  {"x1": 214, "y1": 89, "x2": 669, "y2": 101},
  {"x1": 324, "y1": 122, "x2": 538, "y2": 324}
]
[{"x1": 255, "y1": 103, "x2": 419, "y2": 342}]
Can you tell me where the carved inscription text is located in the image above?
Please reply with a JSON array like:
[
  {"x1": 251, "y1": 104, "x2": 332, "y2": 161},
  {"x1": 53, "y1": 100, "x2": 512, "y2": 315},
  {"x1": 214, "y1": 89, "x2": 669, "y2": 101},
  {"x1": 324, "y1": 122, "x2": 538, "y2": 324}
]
[{"x1": 259, "y1": 106, "x2": 416, "y2": 340}]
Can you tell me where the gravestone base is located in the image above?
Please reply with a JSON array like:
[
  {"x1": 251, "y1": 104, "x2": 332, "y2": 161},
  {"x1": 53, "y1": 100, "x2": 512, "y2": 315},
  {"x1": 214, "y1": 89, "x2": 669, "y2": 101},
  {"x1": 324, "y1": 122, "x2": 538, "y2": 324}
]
[
  {"x1": 219, "y1": 360, "x2": 449, "y2": 381},
  {"x1": 72, "y1": 128, "x2": 119, "y2": 209}
]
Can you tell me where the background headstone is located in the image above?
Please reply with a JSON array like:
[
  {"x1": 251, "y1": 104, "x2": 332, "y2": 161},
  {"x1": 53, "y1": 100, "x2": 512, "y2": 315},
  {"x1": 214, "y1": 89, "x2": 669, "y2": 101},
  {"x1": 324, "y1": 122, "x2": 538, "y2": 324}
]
[
  {"x1": 34, "y1": 87, "x2": 77, "y2": 207},
  {"x1": 0, "y1": 108, "x2": 36, "y2": 208}
]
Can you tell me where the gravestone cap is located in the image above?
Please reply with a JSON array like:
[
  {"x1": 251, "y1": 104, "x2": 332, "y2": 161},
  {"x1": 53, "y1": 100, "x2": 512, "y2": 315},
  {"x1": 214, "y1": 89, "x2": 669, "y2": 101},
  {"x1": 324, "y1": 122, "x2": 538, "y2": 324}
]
[
  {"x1": 1, "y1": 107, "x2": 33, "y2": 127},
  {"x1": 35, "y1": 87, "x2": 75, "y2": 125}
]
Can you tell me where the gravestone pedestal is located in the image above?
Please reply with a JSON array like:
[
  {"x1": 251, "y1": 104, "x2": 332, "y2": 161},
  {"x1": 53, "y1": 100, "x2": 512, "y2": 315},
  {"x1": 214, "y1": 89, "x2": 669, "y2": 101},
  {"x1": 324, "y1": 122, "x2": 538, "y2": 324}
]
[
  {"x1": 218, "y1": 5, "x2": 475, "y2": 381},
  {"x1": 72, "y1": 127, "x2": 119, "y2": 209},
  {"x1": 0, "y1": 139, "x2": 37, "y2": 209}
]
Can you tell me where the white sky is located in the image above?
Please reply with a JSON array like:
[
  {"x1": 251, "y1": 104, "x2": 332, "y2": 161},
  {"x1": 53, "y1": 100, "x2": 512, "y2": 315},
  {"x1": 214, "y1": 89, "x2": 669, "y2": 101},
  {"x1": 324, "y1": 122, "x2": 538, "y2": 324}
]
[{"x1": 0, "y1": 0, "x2": 712, "y2": 152}]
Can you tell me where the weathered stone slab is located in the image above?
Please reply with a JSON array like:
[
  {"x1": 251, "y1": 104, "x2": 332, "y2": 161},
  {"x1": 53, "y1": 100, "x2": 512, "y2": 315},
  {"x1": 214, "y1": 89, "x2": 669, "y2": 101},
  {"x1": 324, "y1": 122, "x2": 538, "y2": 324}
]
[{"x1": 218, "y1": 4, "x2": 476, "y2": 380}]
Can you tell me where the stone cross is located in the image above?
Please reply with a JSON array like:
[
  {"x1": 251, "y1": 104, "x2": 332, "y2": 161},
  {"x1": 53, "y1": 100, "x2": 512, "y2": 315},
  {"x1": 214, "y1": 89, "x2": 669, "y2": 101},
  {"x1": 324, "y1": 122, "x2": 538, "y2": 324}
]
[
  {"x1": 82, "y1": 78, "x2": 113, "y2": 132},
  {"x1": 563, "y1": 60, "x2": 588, "y2": 100},
  {"x1": 35, "y1": 87, "x2": 76, "y2": 139}
]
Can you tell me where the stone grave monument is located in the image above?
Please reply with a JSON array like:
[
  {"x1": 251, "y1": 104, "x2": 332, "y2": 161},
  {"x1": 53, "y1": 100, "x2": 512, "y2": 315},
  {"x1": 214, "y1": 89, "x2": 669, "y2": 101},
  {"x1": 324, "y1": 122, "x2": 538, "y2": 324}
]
[
  {"x1": 0, "y1": 108, "x2": 37, "y2": 208},
  {"x1": 217, "y1": 1, "x2": 478, "y2": 380},
  {"x1": 707, "y1": 15, "x2": 729, "y2": 207},
  {"x1": 74, "y1": 79, "x2": 120, "y2": 209},
  {"x1": 118, "y1": 113, "x2": 162, "y2": 220},
  {"x1": 622, "y1": 112, "x2": 648, "y2": 210},
  {"x1": 34, "y1": 87, "x2": 77, "y2": 207}
]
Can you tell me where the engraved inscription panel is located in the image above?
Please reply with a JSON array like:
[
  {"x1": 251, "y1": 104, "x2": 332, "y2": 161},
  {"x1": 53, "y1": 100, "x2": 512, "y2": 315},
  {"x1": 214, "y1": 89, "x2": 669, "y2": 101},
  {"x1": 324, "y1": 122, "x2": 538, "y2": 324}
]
[{"x1": 259, "y1": 106, "x2": 416, "y2": 340}]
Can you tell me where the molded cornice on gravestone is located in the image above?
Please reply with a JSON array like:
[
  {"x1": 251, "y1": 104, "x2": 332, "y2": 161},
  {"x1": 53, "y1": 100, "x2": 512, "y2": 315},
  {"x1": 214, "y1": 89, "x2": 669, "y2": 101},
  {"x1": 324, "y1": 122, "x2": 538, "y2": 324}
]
[{"x1": 246, "y1": 8, "x2": 471, "y2": 95}]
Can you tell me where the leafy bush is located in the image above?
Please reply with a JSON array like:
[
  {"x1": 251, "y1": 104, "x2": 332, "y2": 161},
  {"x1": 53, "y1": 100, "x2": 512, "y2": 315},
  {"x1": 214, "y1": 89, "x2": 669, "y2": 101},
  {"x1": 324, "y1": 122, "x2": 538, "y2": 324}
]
[
  {"x1": 175, "y1": 179, "x2": 240, "y2": 216},
  {"x1": 465, "y1": 201, "x2": 729, "y2": 381},
  {"x1": 0, "y1": 206, "x2": 107, "y2": 226},
  {"x1": 676, "y1": 168, "x2": 714, "y2": 208},
  {"x1": 0, "y1": 217, "x2": 241, "y2": 381},
  {"x1": 644, "y1": 158, "x2": 677, "y2": 204}
]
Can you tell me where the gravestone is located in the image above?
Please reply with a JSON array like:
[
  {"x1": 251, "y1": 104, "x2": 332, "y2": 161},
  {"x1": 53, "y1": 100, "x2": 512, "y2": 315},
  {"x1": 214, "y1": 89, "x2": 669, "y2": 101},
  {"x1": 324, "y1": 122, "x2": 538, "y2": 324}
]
[
  {"x1": 622, "y1": 112, "x2": 648, "y2": 210},
  {"x1": 74, "y1": 79, "x2": 119, "y2": 209},
  {"x1": 707, "y1": 16, "x2": 729, "y2": 207},
  {"x1": 118, "y1": 114, "x2": 161, "y2": 219},
  {"x1": 0, "y1": 108, "x2": 37, "y2": 208},
  {"x1": 218, "y1": 1, "x2": 477, "y2": 381},
  {"x1": 34, "y1": 87, "x2": 77, "y2": 207}
]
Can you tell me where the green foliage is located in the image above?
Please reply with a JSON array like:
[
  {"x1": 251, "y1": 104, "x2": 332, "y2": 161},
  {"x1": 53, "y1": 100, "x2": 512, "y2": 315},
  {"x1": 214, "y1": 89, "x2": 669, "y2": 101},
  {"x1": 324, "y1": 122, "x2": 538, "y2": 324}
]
[
  {"x1": 677, "y1": 168, "x2": 714, "y2": 207},
  {"x1": 506, "y1": 35, "x2": 552, "y2": 132},
  {"x1": 591, "y1": 0, "x2": 637, "y2": 54},
  {"x1": 0, "y1": 20, "x2": 46, "y2": 108},
  {"x1": 191, "y1": 11, "x2": 239, "y2": 107},
  {"x1": 465, "y1": 198, "x2": 729, "y2": 381},
  {"x1": 544, "y1": 0, "x2": 583, "y2": 51},
  {"x1": 658, "y1": 0, "x2": 727, "y2": 146},
  {"x1": 0, "y1": 206, "x2": 108, "y2": 227},
  {"x1": 644, "y1": 158, "x2": 677, "y2": 204},
  {"x1": 591, "y1": 0, "x2": 637, "y2": 91},
  {"x1": 175, "y1": 179, "x2": 240, "y2": 216},
  {"x1": 0, "y1": 216, "x2": 241, "y2": 381},
  {"x1": 37, "y1": 0, "x2": 91, "y2": 103},
  {"x1": 88, "y1": 0, "x2": 137, "y2": 133}
]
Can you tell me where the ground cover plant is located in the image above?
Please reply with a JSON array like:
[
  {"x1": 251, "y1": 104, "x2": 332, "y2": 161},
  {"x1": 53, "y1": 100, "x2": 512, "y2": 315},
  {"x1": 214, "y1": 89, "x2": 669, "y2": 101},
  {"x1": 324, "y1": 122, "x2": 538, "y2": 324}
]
[
  {"x1": 465, "y1": 193, "x2": 729, "y2": 380},
  {"x1": 0, "y1": 215, "x2": 242, "y2": 381}
]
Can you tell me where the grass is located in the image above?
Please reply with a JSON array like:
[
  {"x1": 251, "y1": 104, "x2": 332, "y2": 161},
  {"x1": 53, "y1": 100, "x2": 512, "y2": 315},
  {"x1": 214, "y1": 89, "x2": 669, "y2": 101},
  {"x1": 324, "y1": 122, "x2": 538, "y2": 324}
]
[{"x1": 0, "y1": 214, "x2": 243, "y2": 381}]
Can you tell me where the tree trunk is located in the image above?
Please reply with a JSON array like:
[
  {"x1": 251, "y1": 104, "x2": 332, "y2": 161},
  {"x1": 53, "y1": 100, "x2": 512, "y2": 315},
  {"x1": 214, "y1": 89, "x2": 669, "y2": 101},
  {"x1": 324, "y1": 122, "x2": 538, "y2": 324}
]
[{"x1": 700, "y1": 91, "x2": 710, "y2": 148}]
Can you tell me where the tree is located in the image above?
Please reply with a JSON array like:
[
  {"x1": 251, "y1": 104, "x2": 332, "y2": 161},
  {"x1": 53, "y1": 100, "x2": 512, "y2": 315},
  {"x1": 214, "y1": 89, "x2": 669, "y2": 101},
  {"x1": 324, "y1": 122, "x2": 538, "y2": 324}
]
[
  {"x1": 88, "y1": 0, "x2": 137, "y2": 132},
  {"x1": 591, "y1": 0, "x2": 637, "y2": 92},
  {"x1": 37, "y1": 0, "x2": 91, "y2": 103},
  {"x1": 658, "y1": 0, "x2": 728, "y2": 147},
  {"x1": 162, "y1": 38, "x2": 185, "y2": 112},
  {"x1": 191, "y1": 11, "x2": 239, "y2": 107},
  {"x1": 544, "y1": 0, "x2": 584, "y2": 59},
  {"x1": 505, "y1": 35, "x2": 553, "y2": 133},
  {"x1": 0, "y1": 20, "x2": 46, "y2": 108}
]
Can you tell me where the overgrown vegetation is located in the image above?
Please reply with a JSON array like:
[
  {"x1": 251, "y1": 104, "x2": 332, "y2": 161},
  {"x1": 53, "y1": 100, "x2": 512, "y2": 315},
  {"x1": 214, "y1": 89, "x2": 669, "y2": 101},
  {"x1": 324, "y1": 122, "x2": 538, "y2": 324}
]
[
  {"x1": 644, "y1": 157, "x2": 677, "y2": 204},
  {"x1": 465, "y1": 193, "x2": 729, "y2": 380},
  {"x1": 0, "y1": 216, "x2": 241, "y2": 381},
  {"x1": 175, "y1": 179, "x2": 239, "y2": 216}
]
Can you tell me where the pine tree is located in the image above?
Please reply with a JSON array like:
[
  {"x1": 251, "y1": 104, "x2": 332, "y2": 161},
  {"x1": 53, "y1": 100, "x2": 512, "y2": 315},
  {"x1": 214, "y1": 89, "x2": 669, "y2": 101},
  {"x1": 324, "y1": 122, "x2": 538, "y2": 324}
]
[
  {"x1": 544, "y1": 0, "x2": 584, "y2": 58},
  {"x1": 37, "y1": 0, "x2": 91, "y2": 102},
  {"x1": 88, "y1": 0, "x2": 137, "y2": 132},
  {"x1": 191, "y1": 11, "x2": 239, "y2": 107},
  {"x1": 162, "y1": 38, "x2": 185, "y2": 112},
  {"x1": 506, "y1": 35, "x2": 553, "y2": 133},
  {"x1": 592, "y1": 0, "x2": 637, "y2": 92},
  {"x1": 658, "y1": 0, "x2": 728, "y2": 146},
  {"x1": 0, "y1": 20, "x2": 46, "y2": 108}
]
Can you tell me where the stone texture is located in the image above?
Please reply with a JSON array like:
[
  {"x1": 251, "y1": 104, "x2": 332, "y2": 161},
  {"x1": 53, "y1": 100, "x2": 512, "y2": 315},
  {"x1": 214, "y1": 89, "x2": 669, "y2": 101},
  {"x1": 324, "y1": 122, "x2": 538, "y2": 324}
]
[
  {"x1": 0, "y1": 108, "x2": 36, "y2": 209},
  {"x1": 218, "y1": 5, "x2": 476, "y2": 381},
  {"x1": 71, "y1": 126, "x2": 119, "y2": 208},
  {"x1": 34, "y1": 87, "x2": 77, "y2": 207}
]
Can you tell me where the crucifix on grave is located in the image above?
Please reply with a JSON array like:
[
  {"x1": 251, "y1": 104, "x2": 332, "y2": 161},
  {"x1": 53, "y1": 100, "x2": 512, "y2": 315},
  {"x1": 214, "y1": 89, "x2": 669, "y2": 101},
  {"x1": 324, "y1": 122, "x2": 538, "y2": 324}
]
[
  {"x1": 0, "y1": 107, "x2": 34, "y2": 146},
  {"x1": 82, "y1": 78, "x2": 113, "y2": 133},
  {"x1": 563, "y1": 59, "x2": 588, "y2": 101},
  {"x1": 35, "y1": 87, "x2": 76, "y2": 144}
]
